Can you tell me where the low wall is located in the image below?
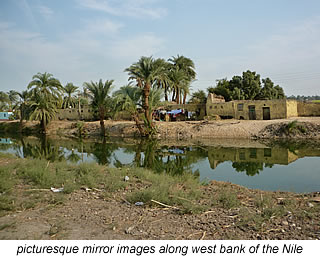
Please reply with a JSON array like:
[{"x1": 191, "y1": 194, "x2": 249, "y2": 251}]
[{"x1": 297, "y1": 102, "x2": 320, "y2": 117}]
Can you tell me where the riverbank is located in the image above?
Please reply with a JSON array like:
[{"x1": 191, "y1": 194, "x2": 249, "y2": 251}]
[
  {"x1": 1, "y1": 117, "x2": 320, "y2": 139},
  {"x1": 0, "y1": 154, "x2": 319, "y2": 240}
]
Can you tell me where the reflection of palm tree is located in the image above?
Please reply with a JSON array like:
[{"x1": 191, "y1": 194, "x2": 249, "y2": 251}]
[
  {"x1": 132, "y1": 140, "x2": 206, "y2": 176},
  {"x1": 20, "y1": 136, "x2": 65, "y2": 162},
  {"x1": 91, "y1": 138, "x2": 118, "y2": 165}
]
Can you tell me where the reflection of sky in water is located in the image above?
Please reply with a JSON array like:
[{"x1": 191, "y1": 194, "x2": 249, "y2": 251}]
[
  {"x1": 193, "y1": 157, "x2": 320, "y2": 193},
  {"x1": 1, "y1": 138, "x2": 319, "y2": 193}
]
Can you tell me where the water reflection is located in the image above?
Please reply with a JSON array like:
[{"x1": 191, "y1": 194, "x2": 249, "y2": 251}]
[{"x1": 1, "y1": 135, "x2": 320, "y2": 192}]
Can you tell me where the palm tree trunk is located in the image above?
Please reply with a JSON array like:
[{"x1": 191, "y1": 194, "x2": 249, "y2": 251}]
[
  {"x1": 132, "y1": 114, "x2": 145, "y2": 137},
  {"x1": 172, "y1": 88, "x2": 176, "y2": 102},
  {"x1": 41, "y1": 118, "x2": 47, "y2": 134},
  {"x1": 176, "y1": 88, "x2": 180, "y2": 104},
  {"x1": 99, "y1": 107, "x2": 106, "y2": 136},
  {"x1": 183, "y1": 91, "x2": 187, "y2": 104},
  {"x1": 164, "y1": 85, "x2": 168, "y2": 101},
  {"x1": 143, "y1": 83, "x2": 151, "y2": 124}
]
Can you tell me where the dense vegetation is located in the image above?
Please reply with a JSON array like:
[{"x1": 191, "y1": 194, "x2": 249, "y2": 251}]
[
  {"x1": 0, "y1": 56, "x2": 286, "y2": 137},
  {"x1": 207, "y1": 70, "x2": 285, "y2": 101}
]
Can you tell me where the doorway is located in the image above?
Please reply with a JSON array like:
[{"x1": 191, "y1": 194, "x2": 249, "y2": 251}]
[
  {"x1": 248, "y1": 106, "x2": 256, "y2": 120},
  {"x1": 263, "y1": 107, "x2": 271, "y2": 120}
]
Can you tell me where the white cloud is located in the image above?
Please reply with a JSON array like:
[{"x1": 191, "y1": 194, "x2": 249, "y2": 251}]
[{"x1": 76, "y1": 0, "x2": 167, "y2": 19}]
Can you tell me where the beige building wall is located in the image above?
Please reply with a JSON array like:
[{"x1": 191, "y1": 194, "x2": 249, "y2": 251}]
[
  {"x1": 297, "y1": 102, "x2": 320, "y2": 117},
  {"x1": 286, "y1": 100, "x2": 298, "y2": 118},
  {"x1": 206, "y1": 97, "x2": 289, "y2": 120},
  {"x1": 57, "y1": 106, "x2": 93, "y2": 120}
]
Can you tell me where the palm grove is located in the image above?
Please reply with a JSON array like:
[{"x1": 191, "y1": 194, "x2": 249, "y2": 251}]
[{"x1": 0, "y1": 55, "x2": 285, "y2": 137}]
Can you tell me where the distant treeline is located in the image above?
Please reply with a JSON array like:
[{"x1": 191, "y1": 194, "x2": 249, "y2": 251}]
[{"x1": 287, "y1": 95, "x2": 320, "y2": 101}]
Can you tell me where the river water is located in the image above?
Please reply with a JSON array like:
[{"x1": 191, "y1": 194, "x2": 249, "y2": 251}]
[{"x1": 1, "y1": 135, "x2": 319, "y2": 193}]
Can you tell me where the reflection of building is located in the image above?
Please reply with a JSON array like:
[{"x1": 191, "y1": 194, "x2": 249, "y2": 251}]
[
  {"x1": 206, "y1": 93, "x2": 320, "y2": 120},
  {"x1": 207, "y1": 147, "x2": 299, "y2": 169},
  {"x1": 0, "y1": 138, "x2": 12, "y2": 144}
]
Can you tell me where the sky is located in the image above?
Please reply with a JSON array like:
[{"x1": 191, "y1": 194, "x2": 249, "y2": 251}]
[{"x1": 1, "y1": 0, "x2": 320, "y2": 96}]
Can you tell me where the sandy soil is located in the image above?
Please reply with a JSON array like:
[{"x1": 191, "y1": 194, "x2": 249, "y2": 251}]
[{"x1": 43, "y1": 117, "x2": 320, "y2": 139}]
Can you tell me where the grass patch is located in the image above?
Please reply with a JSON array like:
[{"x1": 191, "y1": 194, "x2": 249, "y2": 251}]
[
  {"x1": 284, "y1": 121, "x2": 308, "y2": 135},
  {"x1": 125, "y1": 167, "x2": 207, "y2": 213},
  {"x1": 217, "y1": 190, "x2": 240, "y2": 209}
]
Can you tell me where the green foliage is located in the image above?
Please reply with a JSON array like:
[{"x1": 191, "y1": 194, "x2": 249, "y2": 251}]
[
  {"x1": 62, "y1": 83, "x2": 78, "y2": 109},
  {"x1": 208, "y1": 71, "x2": 285, "y2": 101},
  {"x1": 27, "y1": 72, "x2": 63, "y2": 132},
  {"x1": 284, "y1": 120, "x2": 308, "y2": 135},
  {"x1": 125, "y1": 167, "x2": 206, "y2": 213},
  {"x1": 84, "y1": 79, "x2": 114, "y2": 136},
  {"x1": 217, "y1": 190, "x2": 240, "y2": 209},
  {"x1": 189, "y1": 90, "x2": 207, "y2": 104}
]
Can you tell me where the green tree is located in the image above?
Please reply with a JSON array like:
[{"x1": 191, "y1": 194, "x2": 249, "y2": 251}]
[
  {"x1": 153, "y1": 58, "x2": 172, "y2": 101},
  {"x1": 16, "y1": 90, "x2": 31, "y2": 130},
  {"x1": 189, "y1": 90, "x2": 207, "y2": 104},
  {"x1": 27, "y1": 72, "x2": 63, "y2": 101},
  {"x1": 62, "y1": 83, "x2": 78, "y2": 108},
  {"x1": 114, "y1": 84, "x2": 145, "y2": 136},
  {"x1": 0, "y1": 91, "x2": 9, "y2": 111},
  {"x1": 84, "y1": 79, "x2": 114, "y2": 136},
  {"x1": 241, "y1": 70, "x2": 261, "y2": 100},
  {"x1": 208, "y1": 78, "x2": 232, "y2": 101},
  {"x1": 7, "y1": 90, "x2": 19, "y2": 111},
  {"x1": 168, "y1": 67, "x2": 188, "y2": 104},
  {"x1": 29, "y1": 91, "x2": 58, "y2": 133},
  {"x1": 168, "y1": 55, "x2": 196, "y2": 104},
  {"x1": 125, "y1": 56, "x2": 163, "y2": 134},
  {"x1": 27, "y1": 72, "x2": 63, "y2": 133}
]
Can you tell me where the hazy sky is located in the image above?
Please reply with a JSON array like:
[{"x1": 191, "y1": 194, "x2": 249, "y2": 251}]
[{"x1": 1, "y1": 0, "x2": 320, "y2": 96}]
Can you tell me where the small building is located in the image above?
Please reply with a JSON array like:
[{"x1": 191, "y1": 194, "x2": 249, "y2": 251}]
[
  {"x1": 0, "y1": 112, "x2": 13, "y2": 121},
  {"x1": 206, "y1": 93, "x2": 320, "y2": 120}
]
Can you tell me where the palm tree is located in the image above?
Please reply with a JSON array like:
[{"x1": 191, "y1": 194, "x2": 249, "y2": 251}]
[
  {"x1": 62, "y1": 83, "x2": 78, "y2": 108},
  {"x1": 7, "y1": 90, "x2": 19, "y2": 111},
  {"x1": 84, "y1": 79, "x2": 114, "y2": 136},
  {"x1": 153, "y1": 58, "x2": 172, "y2": 101},
  {"x1": 27, "y1": 72, "x2": 63, "y2": 101},
  {"x1": 29, "y1": 91, "x2": 58, "y2": 133},
  {"x1": 168, "y1": 55, "x2": 196, "y2": 104},
  {"x1": 0, "y1": 91, "x2": 9, "y2": 111},
  {"x1": 16, "y1": 90, "x2": 31, "y2": 130},
  {"x1": 114, "y1": 84, "x2": 145, "y2": 136},
  {"x1": 125, "y1": 56, "x2": 162, "y2": 127},
  {"x1": 27, "y1": 72, "x2": 62, "y2": 133},
  {"x1": 168, "y1": 68, "x2": 188, "y2": 104}
]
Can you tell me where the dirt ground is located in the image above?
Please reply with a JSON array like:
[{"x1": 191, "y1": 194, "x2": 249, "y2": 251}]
[
  {"x1": 1, "y1": 179, "x2": 319, "y2": 240},
  {"x1": 8, "y1": 116, "x2": 319, "y2": 139}
]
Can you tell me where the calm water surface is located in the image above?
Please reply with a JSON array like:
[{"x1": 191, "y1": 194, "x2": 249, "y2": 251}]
[{"x1": 1, "y1": 136, "x2": 319, "y2": 193}]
